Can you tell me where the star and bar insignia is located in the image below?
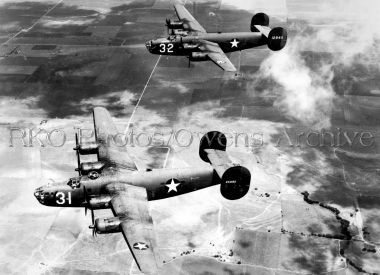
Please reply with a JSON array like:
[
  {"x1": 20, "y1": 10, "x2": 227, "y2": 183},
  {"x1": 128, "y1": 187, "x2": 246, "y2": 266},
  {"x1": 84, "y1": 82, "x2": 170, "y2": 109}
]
[
  {"x1": 133, "y1": 242, "x2": 149, "y2": 250},
  {"x1": 165, "y1": 178, "x2": 181, "y2": 193},
  {"x1": 230, "y1": 38, "x2": 240, "y2": 48}
]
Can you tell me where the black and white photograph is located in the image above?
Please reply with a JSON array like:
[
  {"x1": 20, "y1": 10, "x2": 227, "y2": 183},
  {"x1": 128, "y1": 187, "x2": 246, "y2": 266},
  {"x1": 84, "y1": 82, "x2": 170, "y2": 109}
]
[{"x1": 0, "y1": 0, "x2": 379, "y2": 274}]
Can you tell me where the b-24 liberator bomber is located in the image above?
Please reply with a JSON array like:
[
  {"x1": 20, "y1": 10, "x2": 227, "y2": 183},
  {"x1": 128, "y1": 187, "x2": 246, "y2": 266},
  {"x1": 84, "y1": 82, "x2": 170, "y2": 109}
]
[
  {"x1": 146, "y1": 4, "x2": 287, "y2": 72},
  {"x1": 34, "y1": 107, "x2": 251, "y2": 274}
]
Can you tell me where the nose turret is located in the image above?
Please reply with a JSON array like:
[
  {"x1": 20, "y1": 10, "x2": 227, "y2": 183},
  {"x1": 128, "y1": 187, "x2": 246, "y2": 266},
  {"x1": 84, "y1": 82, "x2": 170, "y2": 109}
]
[
  {"x1": 145, "y1": 40, "x2": 152, "y2": 52},
  {"x1": 34, "y1": 186, "x2": 45, "y2": 205},
  {"x1": 34, "y1": 179, "x2": 83, "y2": 207}
]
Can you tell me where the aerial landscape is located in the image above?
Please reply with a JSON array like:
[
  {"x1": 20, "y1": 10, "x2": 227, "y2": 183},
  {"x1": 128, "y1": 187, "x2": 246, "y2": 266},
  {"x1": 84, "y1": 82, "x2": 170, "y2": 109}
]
[{"x1": 0, "y1": 0, "x2": 379, "y2": 274}]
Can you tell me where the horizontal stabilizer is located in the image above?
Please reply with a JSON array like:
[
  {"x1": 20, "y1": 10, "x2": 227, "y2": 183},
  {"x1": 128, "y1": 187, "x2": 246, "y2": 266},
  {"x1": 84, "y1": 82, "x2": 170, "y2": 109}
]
[
  {"x1": 253, "y1": 25, "x2": 271, "y2": 37},
  {"x1": 199, "y1": 132, "x2": 251, "y2": 200}
]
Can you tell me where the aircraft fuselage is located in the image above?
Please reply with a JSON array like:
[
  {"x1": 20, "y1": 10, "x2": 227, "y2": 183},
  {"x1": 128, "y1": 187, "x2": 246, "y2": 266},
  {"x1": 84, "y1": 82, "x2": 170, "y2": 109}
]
[
  {"x1": 34, "y1": 166, "x2": 218, "y2": 209},
  {"x1": 146, "y1": 32, "x2": 266, "y2": 56}
]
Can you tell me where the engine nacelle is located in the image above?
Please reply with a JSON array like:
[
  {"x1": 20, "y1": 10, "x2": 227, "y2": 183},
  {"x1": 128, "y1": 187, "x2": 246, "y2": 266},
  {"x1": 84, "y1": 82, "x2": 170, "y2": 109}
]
[
  {"x1": 251, "y1": 12, "x2": 269, "y2": 32},
  {"x1": 183, "y1": 43, "x2": 199, "y2": 50},
  {"x1": 172, "y1": 29, "x2": 188, "y2": 36},
  {"x1": 89, "y1": 195, "x2": 112, "y2": 209},
  {"x1": 80, "y1": 161, "x2": 105, "y2": 175},
  {"x1": 93, "y1": 217, "x2": 121, "y2": 234},
  {"x1": 166, "y1": 19, "x2": 184, "y2": 29},
  {"x1": 77, "y1": 142, "x2": 99, "y2": 155},
  {"x1": 267, "y1": 27, "x2": 287, "y2": 51},
  {"x1": 190, "y1": 52, "x2": 209, "y2": 61}
]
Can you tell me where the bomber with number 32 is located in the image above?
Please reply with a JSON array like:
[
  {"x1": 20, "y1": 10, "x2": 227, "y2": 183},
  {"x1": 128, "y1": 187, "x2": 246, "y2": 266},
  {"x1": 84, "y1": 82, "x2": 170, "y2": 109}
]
[{"x1": 146, "y1": 4, "x2": 287, "y2": 71}]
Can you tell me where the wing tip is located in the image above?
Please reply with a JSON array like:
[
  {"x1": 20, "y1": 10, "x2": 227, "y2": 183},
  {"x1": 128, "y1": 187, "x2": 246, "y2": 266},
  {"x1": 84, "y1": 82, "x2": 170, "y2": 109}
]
[
  {"x1": 226, "y1": 67, "x2": 237, "y2": 72},
  {"x1": 93, "y1": 106, "x2": 107, "y2": 112},
  {"x1": 93, "y1": 106, "x2": 111, "y2": 117}
]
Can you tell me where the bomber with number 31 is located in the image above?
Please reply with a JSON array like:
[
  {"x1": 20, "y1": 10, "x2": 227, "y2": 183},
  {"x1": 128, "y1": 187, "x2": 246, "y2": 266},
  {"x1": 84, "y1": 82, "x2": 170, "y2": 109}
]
[{"x1": 34, "y1": 107, "x2": 252, "y2": 275}]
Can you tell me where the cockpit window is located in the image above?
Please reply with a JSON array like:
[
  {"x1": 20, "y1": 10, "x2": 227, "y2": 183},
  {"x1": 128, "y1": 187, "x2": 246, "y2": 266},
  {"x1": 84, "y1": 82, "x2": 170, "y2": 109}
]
[{"x1": 67, "y1": 177, "x2": 81, "y2": 189}]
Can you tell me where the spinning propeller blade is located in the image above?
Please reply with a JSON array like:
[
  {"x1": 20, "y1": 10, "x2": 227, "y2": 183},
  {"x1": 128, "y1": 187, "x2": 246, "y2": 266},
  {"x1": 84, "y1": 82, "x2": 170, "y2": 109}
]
[
  {"x1": 84, "y1": 185, "x2": 88, "y2": 216},
  {"x1": 165, "y1": 18, "x2": 171, "y2": 35},
  {"x1": 83, "y1": 185, "x2": 94, "y2": 224},
  {"x1": 91, "y1": 209, "x2": 95, "y2": 225},
  {"x1": 89, "y1": 224, "x2": 97, "y2": 237},
  {"x1": 84, "y1": 185, "x2": 96, "y2": 236},
  {"x1": 74, "y1": 133, "x2": 81, "y2": 176}
]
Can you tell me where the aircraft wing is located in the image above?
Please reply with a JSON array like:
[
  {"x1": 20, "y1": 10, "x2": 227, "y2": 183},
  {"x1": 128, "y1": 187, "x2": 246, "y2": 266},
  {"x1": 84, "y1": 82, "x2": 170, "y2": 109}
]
[
  {"x1": 174, "y1": 4, "x2": 207, "y2": 33},
  {"x1": 108, "y1": 184, "x2": 159, "y2": 275},
  {"x1": 199, "y1": 40, "x2": 237, "y2": 72},
  {"x1": 93, "y1": 107, "x2": 138, "y2": 171}
]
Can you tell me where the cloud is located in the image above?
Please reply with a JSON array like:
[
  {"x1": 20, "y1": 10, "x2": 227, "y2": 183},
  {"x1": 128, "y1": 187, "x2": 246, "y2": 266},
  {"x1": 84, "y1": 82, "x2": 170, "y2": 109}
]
[
  {"x1": 293, "y1": 1, "x2": 380, "y2": 65},
  {"x1": 221, "y1": 0, "x2": 287, "y2": 15},
  {"x1": 245, "y1": 0, "x2": 380, "y2": 128},
  {"x1": 158, "y1": 79, "x2": 190, "y2": 95},
  {"x1": 0, "y1": 21, "x2": 20, "y2": 32},
  {"x1": 78, "y1": 90, "x2": 136, "y2": 114},
  {"x1": 40, "y1": 16, "x2": 96, "y2": 28},
  {"x1": 257, "y1": 46, "x2": 335, "y2": 128},
  {"x1": 0, "y1": 96, "x2": 47, "y2": 124}
]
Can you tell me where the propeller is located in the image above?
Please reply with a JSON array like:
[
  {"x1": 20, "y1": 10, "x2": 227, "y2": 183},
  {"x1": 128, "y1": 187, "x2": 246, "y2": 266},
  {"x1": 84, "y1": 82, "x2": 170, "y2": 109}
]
[
  {"x1": 165, "y1": 18, "x2": 176, "y2": 35},
  {"x1": 91, "y1": 208, "x2": 95, "y2": 225},
  {"x1": 83, "y1": 185, "x2": 95, "y2": 225},
  {"x1": 89, "y1": 224, "x2": 97, "y2": 237},
  {"x1": 74, "y1": 133, "x2": 82, "y2": 176},
  {"x1": 165, "y1": 18, "x2": 171, "y2": 35},
  {"x1": 84, "y1": 185, "x2": 97, "y2": 237}
]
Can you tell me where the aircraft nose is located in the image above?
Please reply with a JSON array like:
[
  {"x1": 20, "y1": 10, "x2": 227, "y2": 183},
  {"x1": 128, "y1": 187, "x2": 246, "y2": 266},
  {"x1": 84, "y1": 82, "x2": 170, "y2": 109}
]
[
  {"x1": 145, "y1": 40, "x2": 152, "y2": 51},
  {"x1": 34, "y1": 186, "x2": 45, "y2": 204}
]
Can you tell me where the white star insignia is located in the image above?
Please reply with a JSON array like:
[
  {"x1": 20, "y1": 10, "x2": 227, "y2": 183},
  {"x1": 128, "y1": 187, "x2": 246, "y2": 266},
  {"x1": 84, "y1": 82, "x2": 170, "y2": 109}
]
[
  {"x1": 230, "y1": 39, "x2": 240, "y2": 48},
  {"x1": 217, "y1": 60, "x2": 226, "y2": 64},
  {"x1": 133, "y1": 242, "x2": 149, "y2": 250},
  {"x1": 166, "y1": 178, "x2": 180, "y2": 193}
]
